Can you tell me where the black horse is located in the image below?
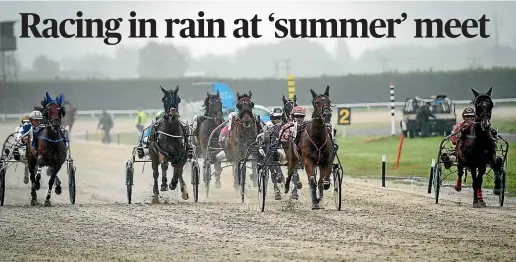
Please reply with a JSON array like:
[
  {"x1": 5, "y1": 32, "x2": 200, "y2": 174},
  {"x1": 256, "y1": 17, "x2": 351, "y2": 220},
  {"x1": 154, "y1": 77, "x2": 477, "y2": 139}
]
[
  {"x1": 456, "y1": 87, "x2": 502, "y2": 208},
  {"x1": 281, "y1": 94, "x2": 297, "y2": 124},
  {"x1": 26, "y1": 92, "x2": 68, "y2": 206},
  {"x1": 148, "y1": 85, "x2": 190, "y2": 203},
  {"x1": 192, "y1": 91, "x2": 224, "y2": 188}
]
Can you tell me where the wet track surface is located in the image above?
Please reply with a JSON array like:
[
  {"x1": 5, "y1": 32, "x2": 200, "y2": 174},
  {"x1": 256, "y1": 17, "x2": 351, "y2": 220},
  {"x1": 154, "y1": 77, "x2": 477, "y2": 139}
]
[{"x1": 1, "y1": 124, "x2": 516, "y2": 261}]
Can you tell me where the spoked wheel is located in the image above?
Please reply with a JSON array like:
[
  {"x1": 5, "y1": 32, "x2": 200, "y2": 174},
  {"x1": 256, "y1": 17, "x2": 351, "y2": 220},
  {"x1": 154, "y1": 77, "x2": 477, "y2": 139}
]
[
  {"x1": 203, "y1": 159, "x2": 211, "y2": 198},
  {"x1": 0, "y1": 161, "x2": 6, "y2": 206},
  {"x1": 499, "y1": 167, "x2": 507, "y2": 207},
  {"x1": 125, "y1": 160, "x2": 134, "y2": 204},
  {"x1": 239, "y1": 162, "x2": 246, "y2": 203},
  {"x1": 191, "y1": 160, "x2": 200, "y2": 203},
  {"x1": 333, "y1": 164, "x2": 343, "y2": 211},
  {"x1": 257, "y1": 167, "x2": 268, "y2": 212},
  {"x1": 433, "y1": 163, "x2": 442, "y2": 204}
]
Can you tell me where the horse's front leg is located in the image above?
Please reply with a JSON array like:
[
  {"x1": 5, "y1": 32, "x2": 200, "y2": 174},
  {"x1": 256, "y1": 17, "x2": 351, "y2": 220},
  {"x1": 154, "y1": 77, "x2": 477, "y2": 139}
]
[
  {"x1": 492, "y1": 154, "x2": 503, "y2": 196},
  {"x1": 151, "y1": 157, "x2": 161, "y2": 204},
  {"x1": 456, "y1": 162, "x2": 464, "y2": 192},
  {"x1": 161, "y1": 162, "x2": 169, "y2": 191},
  {"x1": 28, "y1": 158, "x2": 38, "y2": 206},
  {"x1": 44, "y1": 167, "x2": 58, "y2": 207},
  {"x1": 176, "y1": 166, "x2": 189, "y2": 200},
  {"x1": 318, "y1": 164, "x2": 333, "y2": 210},
  {"x1": 213, "y1": 159, "x2": 222, "y2": 189},
  {"x1": 470, "y1": 168, "x2": 480, "y2": 207},
  {"x1": 303, "y1": 158, "x2": 319, "y2": 210},
  {"x1": 170, "y1": 165, "x2": 181, "y2": 191},
  {"x1": 475, "y1": 166, "x2": 487, "y2": 208}
]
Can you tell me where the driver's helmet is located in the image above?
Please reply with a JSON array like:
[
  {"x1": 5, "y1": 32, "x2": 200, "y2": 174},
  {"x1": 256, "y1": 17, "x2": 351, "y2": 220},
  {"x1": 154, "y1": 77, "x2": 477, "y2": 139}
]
[
  {"x1": 462, "y1": 107, "x2": 475, "y2": 120},
  {"x1": 269, "y1": 107, "x2": 283, "y2": 120},
  {"x1": 156, "y1": 110, "x2": 165, "y2": 120},
  {"x1": 22, "y1": 114, "x2": 30, "y2": 124},
  {"x1": 29, "y1": 110, "x2": 43, "y2": 120},
  {"x1": 291, "y1": 106, "x2": 306, "y2": 118}
]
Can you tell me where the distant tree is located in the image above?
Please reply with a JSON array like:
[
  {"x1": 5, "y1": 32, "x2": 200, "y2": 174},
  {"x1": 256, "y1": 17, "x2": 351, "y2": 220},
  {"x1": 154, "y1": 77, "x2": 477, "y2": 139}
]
[
  {"x1": 32, "y1": 55, "x2": 60, "y2": 78},
  {"x1": 137, "y1": 41, "x2": 188, "y2": 78}
]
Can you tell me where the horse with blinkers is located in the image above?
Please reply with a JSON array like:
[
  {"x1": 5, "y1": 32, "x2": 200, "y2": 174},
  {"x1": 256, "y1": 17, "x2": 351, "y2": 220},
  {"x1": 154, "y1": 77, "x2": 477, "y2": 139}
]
[{"x1": 148, "y1": 85, "x2": 191, "y2": 203}]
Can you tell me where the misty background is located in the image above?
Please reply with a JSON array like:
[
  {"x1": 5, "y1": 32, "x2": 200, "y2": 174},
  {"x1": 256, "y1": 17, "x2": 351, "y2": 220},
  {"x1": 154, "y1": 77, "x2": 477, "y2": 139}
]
[{"x1": 1, "y1": 1, "x2": 516, "y2": 80}]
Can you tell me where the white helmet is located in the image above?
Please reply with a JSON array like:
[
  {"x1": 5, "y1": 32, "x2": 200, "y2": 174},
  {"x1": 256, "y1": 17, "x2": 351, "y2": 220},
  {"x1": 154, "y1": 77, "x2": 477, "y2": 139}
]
[
  {"x1": 228, "y1": 112, "x2": 237, "y2": 119},
  {"x1": 269, "y1": 107, "x2": 283, "y2": 118},
  {"x1": 29, "y1": 110, "x2": 43, "y2": 120}
]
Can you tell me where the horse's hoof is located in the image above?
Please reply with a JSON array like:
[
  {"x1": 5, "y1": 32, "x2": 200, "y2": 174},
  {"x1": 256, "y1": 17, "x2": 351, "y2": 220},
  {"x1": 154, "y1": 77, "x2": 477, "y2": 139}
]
[
  {"x1": 151, "y1": 195, "x2": 160, "y2": 204},
  {"x1": 473, "y1": 200, "x2": 487, "y2": 208},
  {"x1": 55, "y1": 185, "x2": 62, "y2": 195},
  {"x1": 311, "y1": 203, "x2": 320, "y2": 210},
  {"x1": 274, "y1": 191, "x2": 282, "y2": 200},
  {"x1": 182, "y1": 193, "x2": 189, "y2": 200},
  {"x1": 323, "y1": 181, "x2": 331, "y2": 191},
  {"x1": 493, "y1": 188, "x2": 501, "y2": 196},
  {"x1": 455, "y1": 185, "x2": 462, "y2": 192},
  {"x1": 215, "y1": 179, "x2": 221, "y2": 189},
  {"x1": 169, "y1": 183, "x2": 178, "y2": 191},
  {"x1": 160, "y1": 185, "x2": 168, "y2": 192},
  {"x1": 30, "y1": 199, "x2": 39, "y2": 206},
  {"x1": 284, "y1": 186, "x2": 290, "y2": 194},
  {"x1": 291, "y1": 193, "x2": 299, "y2": 200},
  {"x1": 295, "y1": 182, "x2": 302, "y2": 190},
  {"x1": 43, "y1": 200, "x2": 51, "y2": 207},
  {"x1": 23, "y1": 175, "x2": 29, "y2": 185}
]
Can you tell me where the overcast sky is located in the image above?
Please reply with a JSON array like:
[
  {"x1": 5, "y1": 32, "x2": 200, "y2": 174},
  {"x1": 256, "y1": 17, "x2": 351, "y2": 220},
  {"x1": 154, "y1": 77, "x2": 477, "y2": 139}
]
[{"x1": 1, "y1": 0, "x2": 515, "y2": 68}]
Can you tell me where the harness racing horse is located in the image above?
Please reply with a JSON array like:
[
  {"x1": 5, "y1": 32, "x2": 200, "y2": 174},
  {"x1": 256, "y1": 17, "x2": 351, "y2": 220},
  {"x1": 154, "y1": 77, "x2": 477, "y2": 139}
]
[
  {"x1": 281, "y1": 94, "x2": 297, "y2": 124},
  {"x1": 148, "y1": 85, "x2": 190, "y2": 203},
  {"x1": 456, "y1": 87, "x2": 501, "y2": 208},
  {"x1": 192, "y1": 91, "x2": 224, "y2": 188},
  {"x1": 226, "y1": 91, "x2": 261, "y2": 189},
  {"x1": 26, "y1": 93, "x2": 68, "y2": 206},
  {"x1": 285, "y1": 86, "x2": 335, "y2": 210}
]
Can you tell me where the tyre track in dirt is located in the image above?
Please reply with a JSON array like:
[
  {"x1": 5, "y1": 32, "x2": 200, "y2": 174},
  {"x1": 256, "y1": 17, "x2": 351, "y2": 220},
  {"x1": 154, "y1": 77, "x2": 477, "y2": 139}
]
[{"x1": 1, "y1": 125, "x2": 516, "y2": 261}]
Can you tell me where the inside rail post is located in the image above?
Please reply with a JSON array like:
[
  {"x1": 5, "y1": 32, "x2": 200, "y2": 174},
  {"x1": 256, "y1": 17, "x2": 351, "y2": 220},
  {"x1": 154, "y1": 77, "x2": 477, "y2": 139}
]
[
  {"x1": 381, "y1": 155, "x2": 386, "y2": 187},
  {"x1": 390, "y1": 82, "x2": 396, "y2": 136},
  {"x1": 428, "y1": 159, "x2": 436, "y2": 194}
]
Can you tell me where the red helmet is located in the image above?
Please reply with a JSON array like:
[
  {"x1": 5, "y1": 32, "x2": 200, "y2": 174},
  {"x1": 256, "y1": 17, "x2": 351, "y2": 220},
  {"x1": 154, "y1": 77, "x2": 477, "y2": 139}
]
[
  {"x1": 291, "y1": 106, "x2": 306, "y2": 117},
  {"x1": 462, "y1": 107, "x2": 475, "y2": 118}
]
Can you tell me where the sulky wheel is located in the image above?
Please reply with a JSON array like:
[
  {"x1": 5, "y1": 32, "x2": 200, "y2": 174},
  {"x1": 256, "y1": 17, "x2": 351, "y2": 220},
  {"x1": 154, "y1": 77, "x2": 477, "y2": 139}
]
[
  {"x1": 0, "y1": 161, "x2": 5, "y2": 206},
  {"x1": 433, "y1": 163, "x2": 442, "y2": 204},
  {"x1": 499, "y1": 167, "x2": 507, "y2": 207},
  {"x1": 125, "y1": 160, "x2": 134, "y2": 204},
  {"x1": 257, "y1": 166, "x2": 267, "y2": 212},
  {"x1": 203, "y1": 158, "x2": 211, "y2": 198},
  {"x1": 191, "y1": 160, "x2": 200, "y2": 203},
  {"x1": 238, "y1": 162, "x2": 246, "y2": 203},
  {"x1": 68, "y1": 162, "x2": 76, "y2": 204},
  {"x1": 333, "y1": 164, "x2": 343, "y2": 211}
]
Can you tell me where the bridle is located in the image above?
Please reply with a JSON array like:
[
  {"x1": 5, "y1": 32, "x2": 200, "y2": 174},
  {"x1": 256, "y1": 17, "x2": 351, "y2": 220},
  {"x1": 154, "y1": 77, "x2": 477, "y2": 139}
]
[
  {"x1": 473, "y1": 96, "x2": 493, "y2": 132},
  {"x1": 283, "y1": 99, "x2": 297, "y2": 122}
]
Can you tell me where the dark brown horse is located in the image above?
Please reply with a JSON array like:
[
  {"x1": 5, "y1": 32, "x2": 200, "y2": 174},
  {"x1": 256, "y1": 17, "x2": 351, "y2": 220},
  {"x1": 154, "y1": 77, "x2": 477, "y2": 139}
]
[
  {"x1": 226, "y1": 91, "x2": 261, "y2": 189},
  {"x1": 285, "y1": 86, "x2": 334, "y2": 210},
  {"x1": 281, "y1": 95, "x2": 297, "y2": 124},
  {"x1": 26, "y1": 92, "x2": 68, "y2": 206},
  {"x1": 456, "y1": 87, "x2": 501, "y2": 208},
  {"x1": 193, "y1": 91, "x2": 224, "y2": 188},
  {"x1": 148, "y1": 85, "x2": 190, "y2": 203}
]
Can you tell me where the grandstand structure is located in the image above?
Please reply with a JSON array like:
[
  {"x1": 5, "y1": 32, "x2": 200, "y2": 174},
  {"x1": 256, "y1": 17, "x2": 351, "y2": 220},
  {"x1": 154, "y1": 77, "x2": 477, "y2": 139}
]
[{"x1": 0, "y1": 20, "x2": 19, "y2": 115}]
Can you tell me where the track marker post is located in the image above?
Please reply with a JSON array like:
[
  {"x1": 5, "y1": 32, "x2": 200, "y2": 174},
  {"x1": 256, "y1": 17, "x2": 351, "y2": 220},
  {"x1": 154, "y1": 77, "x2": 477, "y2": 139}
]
[
  {"x1": 381, "y1": 155, "x2": 386, "y2": 187},
  {"x1": 427, "y1": 159, "x2": 436, "y2": 194},
  {"x1": 389, "y1": 82, "x2": 396, "y2": 136},
  {"x1": 395, "y1": 133, "x2": 405, "y2": 169}
]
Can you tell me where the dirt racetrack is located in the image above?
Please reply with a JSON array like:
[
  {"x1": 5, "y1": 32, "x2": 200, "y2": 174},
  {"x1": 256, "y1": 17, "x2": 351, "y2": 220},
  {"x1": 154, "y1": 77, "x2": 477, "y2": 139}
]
[{"x1": 1, "y1": 122, "x2": 516, "y2": 262}]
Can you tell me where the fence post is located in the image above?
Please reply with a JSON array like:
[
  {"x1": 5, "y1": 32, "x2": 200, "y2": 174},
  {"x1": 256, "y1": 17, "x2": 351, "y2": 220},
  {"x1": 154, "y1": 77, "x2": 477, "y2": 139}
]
[{"x1": 382, "y1": 155, "x2": 386, "y2": 187}]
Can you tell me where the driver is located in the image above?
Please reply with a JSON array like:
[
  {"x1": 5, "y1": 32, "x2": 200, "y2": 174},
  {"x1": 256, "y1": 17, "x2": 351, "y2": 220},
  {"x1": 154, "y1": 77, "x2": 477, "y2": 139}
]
[
  {"x1": 138, "y1": 110, "x2": 165, "y2": 150},
  {"x1": 265, "y1": 107, "x2": 283, "y2": 128}
]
